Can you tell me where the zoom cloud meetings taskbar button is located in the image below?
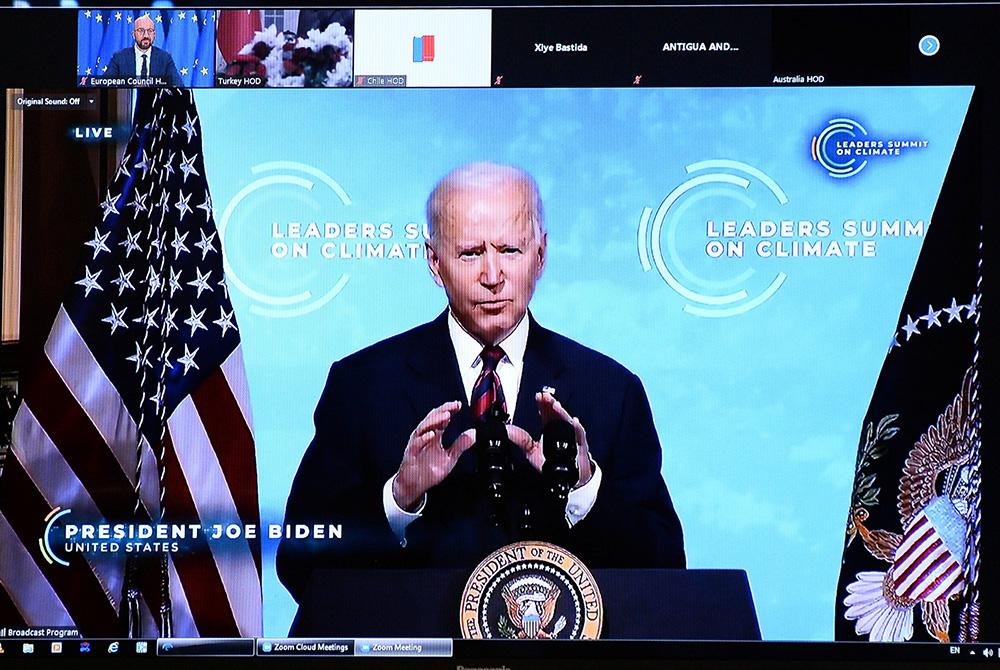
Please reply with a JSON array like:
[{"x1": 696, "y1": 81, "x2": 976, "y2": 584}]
[{"x1": 257, "y1": 639, "x2": 353, "y2": 656}]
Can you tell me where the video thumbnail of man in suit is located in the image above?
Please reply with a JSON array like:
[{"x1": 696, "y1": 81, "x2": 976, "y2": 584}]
[
  {"x1": 78, "y1": 10, "x2": 208, "y2": 88},
  {"x1": 102, "y1": 15, "x2": 183, "y2": 87}
]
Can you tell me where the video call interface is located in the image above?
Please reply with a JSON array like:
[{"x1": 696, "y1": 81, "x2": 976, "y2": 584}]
[{"x1": 0, "y1": 4, "x2": 997, "y2": 667}]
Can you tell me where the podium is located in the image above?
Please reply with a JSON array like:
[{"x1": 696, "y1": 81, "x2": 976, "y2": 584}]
[{"x1": 290, "y1": 569, "x2": 760, "y2": 640}]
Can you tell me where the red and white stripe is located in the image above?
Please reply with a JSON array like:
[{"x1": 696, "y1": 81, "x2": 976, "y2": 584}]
[
  {"x1": 0, "y1": 307, "x2": 260, "y2": 637},
  {"x1": 891, "y1": 511, "x2": 965, "y2": 602}
]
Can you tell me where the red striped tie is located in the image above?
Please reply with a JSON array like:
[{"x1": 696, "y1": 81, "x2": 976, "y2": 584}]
[{"x1": 471, "y1": 345, "x2": 507, "y2": 422}]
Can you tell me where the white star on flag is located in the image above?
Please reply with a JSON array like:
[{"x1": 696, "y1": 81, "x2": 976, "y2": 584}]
[
  {"x1": 135, "y1": 150, "x2": 151, "y2": 179},
  {"x1": 130, "y1": 192, "x2": 148, "y2": 213},
  {"x1": 195, "y1": 230, "x2": 217, "y2": 260},
  {"x1": 184, "y1": 306, "x2": 207, "y2": 336},
  {"x1": 151, "y1": 230, "x2": 165, "y2": 256},
  {"x1": 922, "y1": 304, "x2": 942, "y2": 328},
  {"x1": 85, "y1": 228, "x2": 111, "y2": 258},
  {"x1": 179, "y1": 152, "x2": 200, "y2": 183},
  {"x1": 120, "y1": 228, "x2": 143, "y2": 257},
  {"x1": 75, "y1": 266, "x2": 103, "y2": 296},
  {"x1": 111, "y1": 265, "x2": 136, "y2": 295},
  {"x1": 144, "y1": 267, "x2": 162, "y2": 298},
  {"x1": 101, "y1": 304, "x2": 129, "y2": 335},
  {"x1": 187, "y1": 268, "x2": 214, "y2": 298},
  {"x1": 967, "y1": 294, "x2": 979, "y2": 317},
  {"x1": 182, "y1": 111, "x2": 198, "y2": 142},
  {"x1": 177, "y1": 344, "x2": 200, "y2": 374},
  {"x1": 943, "y1": 298, "x2": 964, "y2": 322},
  {"x1": 117, "y1": 155, "x2": 133, "y2": 180},
  {"x1": 133, "y1": 305, "x2": 160, "y2": 332},
  {"x1": 197, "y1": 192, "x2": 213, "y2": 221},
  {"x1": 125, "y1": 341, "x2": 152, "y2": 371},
  {"x1": 172, "y1": 230, "x2": 190, "y2": 257},
  {"x1": 175, "y1": 191, "x2": 193, "y2": 220},
  {"x1": 100, "y1": 191, "x2": 120, "y2": 221},
  {"x1": 214, "y1": 307, "x2": 236, "y2": 337},
  {"x1": 169, "y1": 267, "x2": 183, "y2": 296},
  {"x1": 149, "y1": 385, "x2": 166, "y2": 410},
  {"x1": 163, "y1": 306, "x2": 178, "y2": 335}
]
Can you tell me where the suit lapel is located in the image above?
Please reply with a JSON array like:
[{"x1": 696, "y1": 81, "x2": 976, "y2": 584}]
[
  {"x1": 403, "y1": 311, "x2": 474, "y2": 441},
  {"x1": 513, "y1": 314, "x2": 571, "y2": 439}
]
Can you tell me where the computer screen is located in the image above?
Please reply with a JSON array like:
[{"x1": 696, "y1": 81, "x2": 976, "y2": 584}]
[{"x1": 0, "y1": 4, "x2": 995, "y2": 668}]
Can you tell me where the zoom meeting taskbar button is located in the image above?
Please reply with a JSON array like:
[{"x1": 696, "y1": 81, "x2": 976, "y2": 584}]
[{"x1": 355, "y1": 638, "x2": 453, "y2": 657}]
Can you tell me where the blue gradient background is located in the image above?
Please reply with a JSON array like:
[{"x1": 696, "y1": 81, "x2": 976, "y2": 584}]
[{"x1": 195, "y1": 86, "x2": 972, "y2": 640}]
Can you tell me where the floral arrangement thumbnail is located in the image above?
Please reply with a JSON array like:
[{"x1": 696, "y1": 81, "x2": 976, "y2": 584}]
[{"x1": 227, "y1": 23, "x2": 352, "y2": 87}]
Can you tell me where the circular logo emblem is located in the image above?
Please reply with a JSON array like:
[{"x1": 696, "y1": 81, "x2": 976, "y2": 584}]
[
  {"x1": 812, "y1": 118, "x2": 870, "y2": 178},
  {"x1": 460, "y1": 542, "x2": 603, "y2": 639}
]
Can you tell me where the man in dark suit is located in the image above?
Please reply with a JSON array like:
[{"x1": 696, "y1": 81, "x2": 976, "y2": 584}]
[
  {"x1": 105, "y1": 15, "x2": 183, "y2": 86},
  {"x1": 277, "y1": 162, "x2": 685, "y2": 603}
]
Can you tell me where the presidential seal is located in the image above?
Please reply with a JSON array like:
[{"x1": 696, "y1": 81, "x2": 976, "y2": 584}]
[{"x1": 460, "y1": 541, "x2": 603, "y2": 639}]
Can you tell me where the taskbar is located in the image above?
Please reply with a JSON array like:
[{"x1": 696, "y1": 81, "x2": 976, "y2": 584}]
[{"x1": 0, "y1": 637, "x2": 997, "y2": 661}]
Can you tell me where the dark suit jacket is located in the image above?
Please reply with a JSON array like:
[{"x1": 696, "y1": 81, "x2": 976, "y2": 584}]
[
  {"x1": 277, "y1": 312, "x2": 685, "y2": 602},
  {"x1": 106, "y1": 46, "x2": 184, "y2": 86}
]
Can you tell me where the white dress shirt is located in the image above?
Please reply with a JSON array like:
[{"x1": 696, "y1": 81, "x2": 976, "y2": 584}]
[
  {"x1": 383, "y1": 312, "x2": 602, "y2": 545},
  {"x1": 134, "y1": 45, "x2": 151, "y2": 77}
]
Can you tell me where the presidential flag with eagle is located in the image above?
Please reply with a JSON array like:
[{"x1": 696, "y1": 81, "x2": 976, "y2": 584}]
[{"x1": 835, "y1": 96, "x2": 984, "y2": 644}]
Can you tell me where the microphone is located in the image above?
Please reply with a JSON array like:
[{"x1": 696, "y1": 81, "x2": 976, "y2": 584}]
[
  {"x1": 542, "y1": 419, "x2": 578, "y2": 502},
  {"x1": 475, "y1": 401, "x2": 512, "y2": 526}
]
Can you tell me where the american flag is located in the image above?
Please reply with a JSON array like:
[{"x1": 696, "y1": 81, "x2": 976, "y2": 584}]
[{"x1": 0, "y1": 89, "x2": 261, "y2": 637}]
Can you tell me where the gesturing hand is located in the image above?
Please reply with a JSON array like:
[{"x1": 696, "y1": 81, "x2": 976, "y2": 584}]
[
  {"x1": 392, "y1": 401, "x2": 476, "y2": 511},
  {"x1": 505, "y1": 391, "x2": 593, "y2": 488}
]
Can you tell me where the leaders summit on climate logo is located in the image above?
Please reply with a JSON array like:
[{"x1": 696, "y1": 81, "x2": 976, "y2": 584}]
[{"x1": 812, "y1": 117, "x2": 929, "y2": 178}]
